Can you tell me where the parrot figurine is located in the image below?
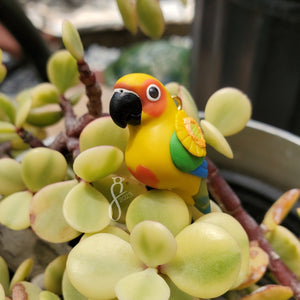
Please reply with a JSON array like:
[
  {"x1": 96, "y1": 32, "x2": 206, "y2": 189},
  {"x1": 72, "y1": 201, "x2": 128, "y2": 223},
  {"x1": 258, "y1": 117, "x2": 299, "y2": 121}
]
[{"x1": 109, "y1": 73, "x2": 211, "y2": 213}]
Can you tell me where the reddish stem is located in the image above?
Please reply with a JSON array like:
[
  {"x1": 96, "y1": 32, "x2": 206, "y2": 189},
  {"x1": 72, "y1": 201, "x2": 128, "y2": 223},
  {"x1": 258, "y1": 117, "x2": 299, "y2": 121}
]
[
  {"x1": 77, "y1": 60, "x2": 102, "y2": 118},
  {"x1": 16, "y1": 128, "x2": 45, "y2": 148},
  {"x1": 206, "y1": 158, "x2": 300, "y2": 299}
]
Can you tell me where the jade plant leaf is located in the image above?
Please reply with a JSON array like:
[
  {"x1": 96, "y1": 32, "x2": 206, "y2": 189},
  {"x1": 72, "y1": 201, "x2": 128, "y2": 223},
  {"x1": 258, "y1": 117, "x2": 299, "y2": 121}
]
[
  {"x1": 115, "y1": 268, "x2": 170, "y2": 300},
  {"x1": 11, "y1": 281, "x2": 41, "y2": 300},
  {"x1": 0, "y1": 93, "x2": 15, "y2": 123},
  {"x1": 238, "y1": 284, "x2": 293, "y2": 300},
  {"x1": 73, "y1": 146, "x2": 124, "y2": 182},
  {"x1": 116, "y1": 0, "x2": 138, "y2": 35},
  {"x1": 82, "y1": 225, "x2": 130, "y2": 243},
  {"x1": 66, "y1": 233, "x2": 143, "y2": 300},
  {"x1": 236, "y1": 243, "x2": 269, "y2": 290},
  {"x1": 136, "y1": 0, "x2": 165, "y2": 39},
  {"x1": 92, "y1": 174, "x2": 147, "y2": 223},
  {"x1": 63, "y1": 181, "x2": 111, "y2": 233},
  {"x1": 262, "y1": 188, "x2": 300, "y2": 232},
  {"x1": 44, "y1": 255, "x2": 68, "y2": 295},
  {"x1": 30, "y1": 83, "x2": 60, "y2": 108},
  {"x1": 0, "y1": 256, "x2": 10, "y2": 296},
  {"x1": 266, "y1": 225, "x2": 300, "y2": 279},
  {"x1": 62, "y1": 270, "x2": 88, "y2": 300},
  {"x1": 21, "y1": 147, "x2": 68, "y2": 192},
  {"x1": 0, "y1": 158, "x2": 26, "y2": 196},
  {"x1": 165, "y1": 82, "x2": 200, "y2": 123},
  {"x1": 0, "y1": 64, "x2": 7, "y2": 84},
  {"x1": 0, "y1": 283, "x2": 5, "y2": 300},
  {"x1": 162, "y1": 275, "x2": 198, "y2": 300},
  {"x1": 0, "y1": 121, "x2": 16, "y2": 134},
  {"x1": 200, "y1": 119, "x2": 233, "y2": 158},
  {"x1": 126, "y1": 189, "x2": 191, "y2": 236},
  {"x1": 204, "y1": 87, "x2": 252, "y2": 136},
  {"x1": 30, "y1": 180, "x2": 80, "y2": 243},
  {"x1": 130, "y1": 220, "x2": 177, "y2": 268},
  {"x1": 47, "y1": 50, "x2": 79, "y2": 94},
  {"x1": 163, "y1": 222, "x2": 241, "y2": 299},
  {"x1": 14, "y1": 90, "x2": 32, "y2": 128},
  {"x1": 79, "y1": 116, "x2": 129, "y2": 153},
  {"x1": 9, "y1": 258, "x2": 34, "y2": 294},
  {"x1": 0, "y1": 190, "x2": 32, "y2": 230},
  {"x1": 39, "y1": 290, "x2": 61, "y2": 300},
  {"x1": 196, "y1": 212, "x2": 250, "y2": 288},
  {"x1": 26, "y1": 108, "x2": 63, "y2": 127},
  {"x1": 62, "y1": 20, "x2": 84, "y2": 62}
]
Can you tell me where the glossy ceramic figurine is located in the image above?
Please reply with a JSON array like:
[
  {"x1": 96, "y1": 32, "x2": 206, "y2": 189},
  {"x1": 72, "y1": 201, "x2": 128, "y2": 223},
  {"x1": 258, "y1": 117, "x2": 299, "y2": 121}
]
[{"x1": 109, "y1": 73, "x2": 210, "y2": 213}]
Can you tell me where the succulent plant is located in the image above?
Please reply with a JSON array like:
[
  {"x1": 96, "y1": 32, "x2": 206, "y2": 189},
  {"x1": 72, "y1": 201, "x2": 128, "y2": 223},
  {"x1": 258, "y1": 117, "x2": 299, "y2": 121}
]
[{"x1": 0, "y1": 15, "x2": 299, "y2": 300}]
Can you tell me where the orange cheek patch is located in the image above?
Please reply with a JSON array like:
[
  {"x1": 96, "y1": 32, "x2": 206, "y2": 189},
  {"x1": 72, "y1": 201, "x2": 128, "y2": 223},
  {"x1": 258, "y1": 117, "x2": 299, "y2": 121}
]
[
  {"x1": 141, "y1": 79, "x2": 167, "y2": 117},
  {"x1": 128, "y1": 165, "x2": 159, "y2": 188}
]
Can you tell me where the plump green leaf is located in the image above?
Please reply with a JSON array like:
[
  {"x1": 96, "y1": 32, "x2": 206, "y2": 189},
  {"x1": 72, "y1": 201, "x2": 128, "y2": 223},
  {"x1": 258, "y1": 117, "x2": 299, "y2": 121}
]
[
  {"x1": 14, "y1": 91, "x2": 32, "y2": 128},
  {"x1": 164, "y1": 222, "x2": 241, "y2": 299},
  {"x1": 266, "y1": 225, "x2": 300, "y2": 279},
  {"x1": 63, "y1": 181, "x2": 111, "y2": 233},
  {"x1": 73, "y1": 146, "x2": 124, "y2": 182},
  {"x1": 163, "y1": 275, "x2": 198, "y2": 300},
  {"x1": 30, "y1": 180, "x2": 80, "y2": 243},
  {"x1": 10, "y1": 258, "x2": 34, "y2": 294},
  {"x1": 0, "y1": 64, "x2": 7, "y2": 84},
  {"x1": 0, "y1": 93, "x2": 15, "y2": 123},
  {"x1": 62, "y1": 20, "x2": 84, "y2": 62},
  {"x1": 66, "y1": 233, "x2": 143, "y2": 299},
  {"x1": 126, "y1": 190, "x2": 190, "y2": 236},
  {"x1": 115, "y1": 268, "x2": 170, "y2": 300},
  {"x1": 0, "y1": 256, "x2": 10, "y2": 296},
  {"x1": 200, "y1": 119, "x2": 233, "y2": 158},
  {"x1": 31, "y1": 83, "x2": 60, "y2": 108},
  {"x1": 116, "y1": 0, "x2": 138, "y2": 35},
  {"x1": 196, "y1": 212, "x2": 250, "y2": 288},
  {"x1": 39, "y1": 290, "x2": 61, "y2": 300},
  {"x1": 79, "y1": 116, "x2": 129, "y2": 152},
  {"x1": 92, "y1": 174, "x2": 147, "y2": 223},
  {"x1": 21, "y1": 147, "x2": 68, "y2": 192},
  {"x1": 27, "y1": 108, "x2": 63, "y2": 127},
  {"x1": 130, "y1": 220, "x2": 177, "y2": 267},
  {"x1": 44, "y1": 255, "x2": 68, "y2": 295},
  {"x1": 136, "y1": 0, "x2": 165, "y2": 39},
  {"x1": 47, "y1": 50, "x2": 79, "y2": 94},
  {"x1": 0, "y1": 190, "x2": 32, "y2": 230},
  {"x1": 204, "y1": 87, "x2": 252, "y2": 136},
  {"x1": 0, "y1": 283, "x2": 5, "y2": 300},
  {"x1": 82, "y1": 225, "x2": 130, "y2": 243},
  {"x1": 0, "y1": 158, "x2": 26, "y2": 196},
  {"x1": 62, "y1": 270, "x2": 88, "y2": 300},
  {"x1": 165, "y1": 82, "x2": 199, "y2": 123},
  {"x1": 0, "y1": 121, "x2": 15, "y2": 133}
]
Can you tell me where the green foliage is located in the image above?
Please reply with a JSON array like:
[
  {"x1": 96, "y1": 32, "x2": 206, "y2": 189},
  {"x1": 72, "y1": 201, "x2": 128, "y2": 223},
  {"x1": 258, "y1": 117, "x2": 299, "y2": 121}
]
[
  {"x1": 62, "y1": 20, "x2": 84, "y2": 62},
  {"x1": 47, "y1": 50, "x2": 79, "y2": 94}
]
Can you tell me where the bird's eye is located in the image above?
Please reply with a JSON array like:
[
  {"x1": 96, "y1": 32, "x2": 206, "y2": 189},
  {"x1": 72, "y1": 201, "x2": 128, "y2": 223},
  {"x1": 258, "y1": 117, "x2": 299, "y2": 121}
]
[{"x1": 146, "y1": 84, "x2": 161, "y2": 101}]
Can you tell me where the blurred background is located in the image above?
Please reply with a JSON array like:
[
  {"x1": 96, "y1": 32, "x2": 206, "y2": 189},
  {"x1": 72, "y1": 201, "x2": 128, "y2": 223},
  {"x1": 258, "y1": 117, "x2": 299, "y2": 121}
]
[{"x1": 0, "y1": 0, "x2": 299, "y2": 135}]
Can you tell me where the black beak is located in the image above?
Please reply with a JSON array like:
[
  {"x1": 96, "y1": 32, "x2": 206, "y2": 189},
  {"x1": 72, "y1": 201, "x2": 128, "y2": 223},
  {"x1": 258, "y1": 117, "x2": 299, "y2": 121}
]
[{"x1": 109, "y1": 91, "x2": 142, "y2": 128}]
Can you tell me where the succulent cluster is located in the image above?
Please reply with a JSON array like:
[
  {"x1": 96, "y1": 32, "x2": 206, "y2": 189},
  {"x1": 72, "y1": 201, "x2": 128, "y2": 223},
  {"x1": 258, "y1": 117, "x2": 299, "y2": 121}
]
[{"x1": 0, "y1": 19, "x2": 299, "y2": 300}]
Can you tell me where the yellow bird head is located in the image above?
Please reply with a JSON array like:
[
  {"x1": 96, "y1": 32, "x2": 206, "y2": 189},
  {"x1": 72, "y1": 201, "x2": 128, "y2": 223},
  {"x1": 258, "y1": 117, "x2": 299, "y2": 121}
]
[{"x1": 109, "y1": 73, "x2": 176, "y2": 128}]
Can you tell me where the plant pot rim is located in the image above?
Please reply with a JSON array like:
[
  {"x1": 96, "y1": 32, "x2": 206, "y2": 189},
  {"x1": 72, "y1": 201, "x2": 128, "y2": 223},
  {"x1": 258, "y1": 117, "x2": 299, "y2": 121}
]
[{"x1": 201, "y1": 114, "x2": 300, "y2": 192}]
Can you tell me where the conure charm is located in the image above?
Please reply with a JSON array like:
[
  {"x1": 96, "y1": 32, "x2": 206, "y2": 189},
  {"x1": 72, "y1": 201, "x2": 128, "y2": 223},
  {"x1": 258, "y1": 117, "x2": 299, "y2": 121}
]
[{"x1": 109, "y1": 73, "x2": 210, "y2": 213}]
